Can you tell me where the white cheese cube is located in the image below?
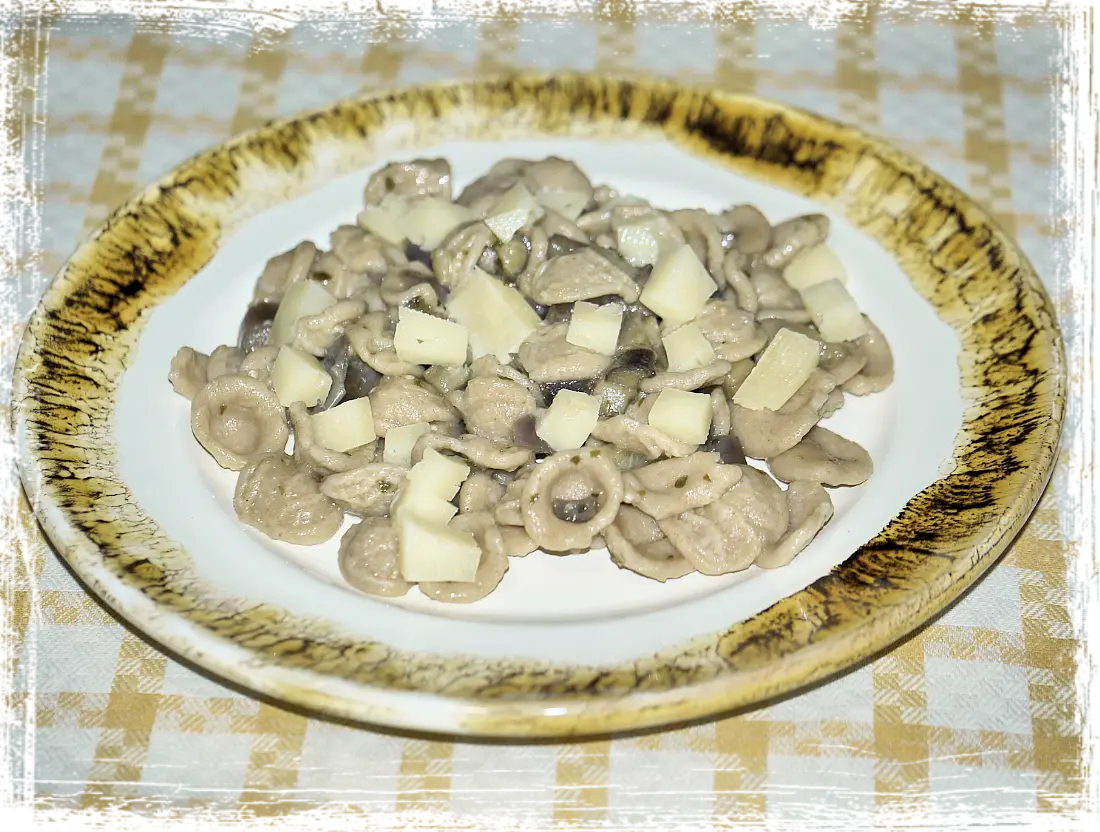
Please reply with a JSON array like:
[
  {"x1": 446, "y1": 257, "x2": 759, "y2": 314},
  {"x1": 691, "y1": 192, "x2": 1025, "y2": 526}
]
[
  {"x1": 393, "y1": 306, "x2": 469, "y2": 366},
  {"x1": 406, "y1": 448, "x2": 470, "y2": 501},
  {"x1": 615, "y1": 219, "x2": 662, "y2": 267},
  {"x1": 392, "y1": 487, "x2": 458, "y2": 525},
  {"x1": 536, "y1": 190, "x2": 590, "y2": 221},
  {"x1": 535, "y1": 390, "x2": 601, "y2": 451},
  {"x1": 732, "y1": 328, "x2": 821, "y2": 411},
  {"x1": 484, "y1": 183, "x2": 543, "y2": 242},
  {"x1": 271, "y1": 346, "x2": 332, "y2": 408},
  {"x1": 398, "y1": 516, "x2": 482, "y2": 583},
  {"x1": 782, "y1": 243, "x2": 849, "y2": 291},
  {"x1": 662, "y1": 323, "x2": 717, "y2": 373},
  {"x1": 566, "y1": 302, "x2": 623, "y2": 356},
  {"x1": 357, "y1": 196, "x2": 409, "y2": 245},
  {"x1": 311, "y1": 397, "x2": 376, "y2": 453},
  {"x1": 404, "y1": 198, "x2": 474, "y2": 250},
  {"x1": 639, "y1": 244, "x2": 718, "y2": 325},
  {"x1": 799, "y1": 279, "x2": 869, "y2": 343},
  {"x1": 383, "y1": 421, "x2": 431, "y2": 467},
  {"x1": 269, "y1": 280, "x2": 337, "y2": 346},
  {"x1": 445, "y1": 268, "x2": 541, "y2": 361},
  {"x1": 647, "y1": 389, "x2": 712, "y2": 446}
]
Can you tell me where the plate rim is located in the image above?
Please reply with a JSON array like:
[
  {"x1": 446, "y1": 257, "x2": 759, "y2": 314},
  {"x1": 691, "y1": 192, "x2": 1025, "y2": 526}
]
[{"x1": 11, "y1": 73, "x2": 1067, "y2": 738}]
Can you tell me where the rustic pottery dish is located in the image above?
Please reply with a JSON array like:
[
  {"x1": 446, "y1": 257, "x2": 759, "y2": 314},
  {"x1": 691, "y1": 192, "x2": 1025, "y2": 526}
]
[{"x1": 12, "y1": 75, "x2": 1065, "y2": 738}]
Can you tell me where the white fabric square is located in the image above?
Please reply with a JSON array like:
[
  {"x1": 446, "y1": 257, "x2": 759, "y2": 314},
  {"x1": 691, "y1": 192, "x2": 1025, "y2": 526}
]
[
  {"x1": 1012, "y1": 231, "x2": 1100, "y2": 299},
  {"x1": 1051, "y1": 464, "x2": 1100, "y2": 550},
  {"x1": 919, "y1": 151, "x2": 972, "y2": 192},
  {"x1": 994, "y1": 23, "x2": 1059, "y2": 82},
  {"x1": 449, "y1": 744, "x2": 557, "y2": 822},
  {"x1": 879, "y1": 87, "x2": 966, "y2": 146},
  {"x1": 0, "y1": 200, "x2": 86, "y2": 253},
  {"x1": 1082, "y1": 669, "x2": 1100, "y2": 735},
  {"x1": 136, "y1": 126, "x2": 226, "y2": 185},
  {"x1": 159, "y1": 658, "x2": 240, "y2": 699},
  {"x1": 606, "y1": 748, "x2": 714, "y2": 825},
  {"x1": 1001, "y1": 87, "x2": 1053, "y2": 147},
  {"x1": 769, "y1": 662, "x2": 875, "y2": 724},
  {"x1": 636, "y1": 23, "x2": 717, "y2": 75},
  {"x1": 34, "y1": 726, "x2": 101, "y2": 797},
  {"x1": 1007, "y1": 162, "x2": 1095, "y2": 217},
  {"x1": 940, "y1": 564, "x2": 1024, "y2": 634},
  {"x1": 928, "y1": 761, "x2": 1037, "y2": 816},
  {"x1": 516, "y1": 22, "x2": 598, "y2": 72},
  {"x1": 1069, "y1": 550, "x2": 1100, "y2": 638},
  {"x1": 288, "y1": 10, "x2": 374, "y2": 56},
  {"x1": 154, "y1": 61, "x2": 240, "y2": 122},
  {"x1": 54, "y1": 7, "x2": 137, "y2": 47},
  {"x1": 399, "y1": 63, "x2": 476, "y2": 87},
  {"x1": 44, "y1": 133, "x2": 111, "y2": 191},
  {"x1": 765, "y1": 754, "x2": 875, "y2": 823},
  {"x1": 875, "y1": 21, "x2": 960, "y2": 80},
  {"x1": 925, "y1": 658, "x2": 1032, "y2": 734},
  {"x1": 277, "y1": 72, "x2": 364, "y2": 121},
  {"x1": 140, "y1": 731, "x2": 254, "y2": 801},
  {"x1": 16, "y1": 623, "x2": 123, "y2": 694},
  {"x1": 295, "y1": 721, "x2": 404, "y2": 810},
  {"x1": 755, "y1": 85, "x2": 840, "y2": 121},
  {"x1": 756, "y1": 22, "x2": 836, "y2": 77},
  {"x1": 402, "y1": 3, "x2": 475, "y2": 58},
  {"x1": 46, "y1": 56, "x2": 128, "y2": 119},
  {"x1": 171, "y1": 8, "x2": 255, "y2": 56},
  {"x1": 34, "y1": 545, "x2": 82, "y2": 589}
]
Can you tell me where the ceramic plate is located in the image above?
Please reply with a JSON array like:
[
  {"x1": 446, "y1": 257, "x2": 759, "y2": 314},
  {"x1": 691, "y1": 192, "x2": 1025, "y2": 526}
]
[{"x1": 12, "y1": 76, "x2": 1065, "y2": 738}]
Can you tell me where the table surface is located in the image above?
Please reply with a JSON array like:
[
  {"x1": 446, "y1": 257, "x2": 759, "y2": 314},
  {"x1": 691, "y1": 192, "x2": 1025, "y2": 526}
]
[{"x1": 2, "y1": 7, "x2": 1087, "y2": 828}]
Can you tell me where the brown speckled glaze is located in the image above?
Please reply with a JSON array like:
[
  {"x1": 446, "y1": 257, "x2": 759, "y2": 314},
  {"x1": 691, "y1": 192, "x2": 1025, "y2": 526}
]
[{"x1": 12, "y1": 76, "x2": 1065, "y2": 737}]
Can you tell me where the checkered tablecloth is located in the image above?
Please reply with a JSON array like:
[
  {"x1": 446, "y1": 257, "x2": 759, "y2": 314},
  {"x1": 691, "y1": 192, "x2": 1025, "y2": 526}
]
[{"x1": 1, "y1": 6, "x2": 1088, "y2": 828}]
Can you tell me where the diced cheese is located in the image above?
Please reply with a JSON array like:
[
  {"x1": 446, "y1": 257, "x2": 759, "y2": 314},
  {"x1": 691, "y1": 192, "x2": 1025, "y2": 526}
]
[
  {"x1": 615, "y1": 219, "x2": 662, "y2": 267},
  {"x1": 566, "y1": 302, "x2": 623, "y2": 356},
  {"x1": 662, "y1": 323, "x2": 717, "y2": 373},
  {"x1": 311, "y1": 397, "x2": 376, "y2": 453},
  {"x1": 383, "y1": 421, "x2": 432, "y2": 467},
  {"x1": 484, "y1": 183, "x2": 543, "y2": 242},
  {"x1": 535, "y1": 390, "x2": 601, "y2": 451},
  {"x1": 536, "y1": 190, "x2": 590, "y2": 221},
  {"x1": 799, "y1": 279, "x2": 869, "y2": 343},
  {"x1": 270, "y1": 346, "x2": 332, "y2": 408},
  {"x1": 392, "y1": 488, "x2": 459, "y2": 525},
  {"x1": 357, "y1": 196, "x2": 409, "y2": 245},
  {"x1": 782, "y1": 243, "x2": 849, "y2": 291},
  {"x1": 445, "y1": 268, "x2": 541, "y2": 362},
  {"x1": 647, "y1": 389, "x2": 712, "y2": 446},
  {"x1": 406, "y1": 448, "x2": 470, "y2": 501},
  {"x1": 404, "y1": 198, "x2": 474, "y2": 250},
  {"x1": 639, "y1": 244, "x2": 718, "y2": 325},
  {"x1": 268, "y1": 280, "x2": 337, "y2": 347},
  {"x1": 398, "y1": 515, "x2": 482, "y2": 583},
  {"x1": 732, "y1": 328, "x2": 821, "y2": 411},
  {"x1": 393, "y1": 306, "x2": 469, "y2": 366}
]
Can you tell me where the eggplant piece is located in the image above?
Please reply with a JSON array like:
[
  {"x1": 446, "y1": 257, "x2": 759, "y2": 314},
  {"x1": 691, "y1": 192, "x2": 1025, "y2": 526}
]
[
  {"x1": 312, "y1": 337, "x2": 383, "y2": 413},
  {"x1": 548, "y1": 234, "x2": 587, "y2": 258},
  {"x1": 237, "y1": 301, "x2": 279, "y2": 352},
  {"x1": 512, "y1": 414, "x2": 554, "y2": 455},
  {"x1": 404, "y1": 242, "x2": 434, "y2": 270},
  {"x1": 702, "y1": 434, "x2": 747, "y2": 465},
  {"x1": 538, "y1": 378, "x2": 596, "y2": 405},
  {"x1": 344, "y1": 357, "x2": 382, "y2": 401}
]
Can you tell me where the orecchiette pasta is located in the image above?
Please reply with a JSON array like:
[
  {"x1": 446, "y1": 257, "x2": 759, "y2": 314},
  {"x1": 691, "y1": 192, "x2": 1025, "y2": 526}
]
[{"x1": 170, "y1": 156, "x2": 893, "y2": 603}]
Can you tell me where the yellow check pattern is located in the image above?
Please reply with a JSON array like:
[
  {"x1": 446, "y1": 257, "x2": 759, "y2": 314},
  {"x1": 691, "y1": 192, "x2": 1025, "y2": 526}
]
[{"x1": 1, "y1": 6, "x2": 1085, "y2": 826}]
